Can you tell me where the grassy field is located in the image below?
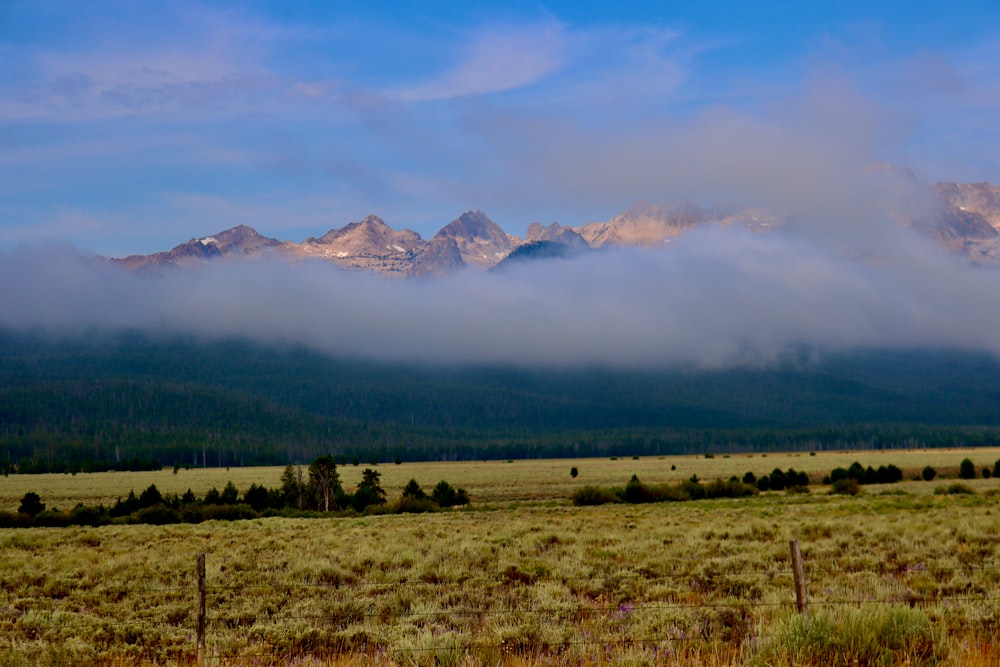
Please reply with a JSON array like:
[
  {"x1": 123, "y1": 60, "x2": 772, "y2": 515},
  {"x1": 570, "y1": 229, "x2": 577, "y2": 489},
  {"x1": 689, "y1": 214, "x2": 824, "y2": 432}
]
[
  {"x1": 2, "y1": 449, "x2": 1000, "y2": 666},
  {"x1": 3, "y1": 447, "x2": 1000, "y2": 512}
]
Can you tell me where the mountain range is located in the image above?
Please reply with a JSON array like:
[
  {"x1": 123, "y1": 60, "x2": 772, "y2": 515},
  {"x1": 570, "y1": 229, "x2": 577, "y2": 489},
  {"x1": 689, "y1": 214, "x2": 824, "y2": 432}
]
[{"x1": 113, "y1": 174, "x2": 1000, "y2": 277}]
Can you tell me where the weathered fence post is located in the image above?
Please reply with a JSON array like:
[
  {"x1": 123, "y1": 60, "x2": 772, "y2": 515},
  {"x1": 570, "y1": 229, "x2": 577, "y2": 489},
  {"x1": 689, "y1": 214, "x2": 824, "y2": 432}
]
[
  {"x1": 197, "y1": 553, "x2": 206, "y2": 667},
  {"x1": 789, "y1": 539, "x2": 808, "y2": 618}
]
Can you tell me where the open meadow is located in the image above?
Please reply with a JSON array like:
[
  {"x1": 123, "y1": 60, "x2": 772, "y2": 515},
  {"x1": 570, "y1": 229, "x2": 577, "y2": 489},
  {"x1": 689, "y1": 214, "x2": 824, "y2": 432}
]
[
  {"x1": 2, "y1": 449, "x2": 1000, "y2": 666},
  {"x1": 3, "y1": 447, "x2": 1000, "y2": 512}
]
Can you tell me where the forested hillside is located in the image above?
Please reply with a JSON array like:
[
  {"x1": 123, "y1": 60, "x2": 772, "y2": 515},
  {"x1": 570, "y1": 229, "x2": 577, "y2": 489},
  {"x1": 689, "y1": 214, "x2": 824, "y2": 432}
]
[{"x1": 3, "y1": 329, "x2": 1000, "y2": 471}]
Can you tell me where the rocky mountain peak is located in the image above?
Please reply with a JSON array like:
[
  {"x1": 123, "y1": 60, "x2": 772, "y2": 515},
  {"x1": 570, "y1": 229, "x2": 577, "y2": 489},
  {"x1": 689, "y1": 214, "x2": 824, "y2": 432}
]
[
  {"x1": 433, "y1": 210, "x2": 521, "y2": 268},
  {"x1": 315, "y1": 214, "x2": 388, "y2": 242},
  {"x1": 113, "y1": 225, "x2": 279, "y2": 272},
  {"x1": 310, "y1": 215, "x2": 423, "y2": 254},
  {"x1": 936, "y1": 182, "x2": 1000, "y2": 230},
  {"x1": 575, "y1": 200, "x2": 709, "y2": 248},
  {"x1": 409, "y1": 237, "x2": 466, "y2": 278},
  {"x1": 204, "y1": 225, "x2": 281, "y2": 255},
  {"x1": 436, "y1": 210, "x2": 502, "y2": 239},
  {"x1": 526, "y1": 222, "x2": 588, "y2": 248},
  {"x1": 110, "y1": 172, "x2": 1000, "y2": 276}
]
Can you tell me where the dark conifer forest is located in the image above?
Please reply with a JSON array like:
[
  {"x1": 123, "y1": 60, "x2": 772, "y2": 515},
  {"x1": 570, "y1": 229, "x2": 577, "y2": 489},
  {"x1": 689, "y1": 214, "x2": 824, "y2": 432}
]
[{"x1": 3, "y1": 329, "x2": 1000, "y2": 473}]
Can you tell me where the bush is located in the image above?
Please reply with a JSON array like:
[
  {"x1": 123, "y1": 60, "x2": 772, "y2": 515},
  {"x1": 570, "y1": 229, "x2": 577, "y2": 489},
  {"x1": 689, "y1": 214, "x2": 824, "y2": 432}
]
[
  {"x1": 570, "y1": 466, "x2": 578, "y2": 478},
  {"x1": 994, "y1": 459, "x2": 1000, "y2": 479},
  {"x1": 68, "y1": 503, "x2": 108, "y2": 527},
  {"x1": 704, "y1": 478, "x2": 758, "y2": 499},
  {"x1": 679, "y1": 478, "x2": 706, "y2": 500},
  {"x1": 622, "y1": 475, "x2": 656, "y2": 503},
  {"x1": 830, "y1": 462, "x2": 902, "y2": 486},
  {"x1": 875, "y1": 464, "x2": 903, "y2": 484},
  {"x1": 394, "y1": 496, "x2": 439, "y2": 514},
  {"x1": 831, "y1": 478, "x2": 861, "y2": 495},
  {"x1": 110, "y1": 490, "x2": 141, "y2": 517},
  {"x1": 401, "y1": 479, "x2": 426, "y2": 500},
  {"x1": 959, "y1": 458, "x2": 976, "y2": 480},
  {"x1": 574, "y1": 475, "x2": 757, "y2": 506},
  {"x1": 220, "y1": 481, "x2": 240, "y2": 505},
  {"x1": 0, "y1": 511, "x2": 32, "y2": 528},
  {"x1": 34, "y1": 509, "x2": 70, "y2": 527},
  {"x1": 756, "y1": 475, "x2": 771, "y2": 492},
  {"x1": 572, "y1": 486, "x2": 619, "y2": 506},
  {"x1": 786, "y1": 468, "x2": 810, "y2": 487},
  {"x1": 431, "y1": 480, "x2": 469, "y2": 508},
  {"x1": 243, "y1": 483, "x2": 271, "y2": 512},
  {"x1": 651, "y1": 484, "x2": 690, "y2": 502},
  {"x1": 17, "y1": 492, "x2": 45, "y2": 517},
  {"x1": 935, "y1": 483, "x2": 975, "y2": 495},
  {"x1": 138, "y1": 484, "x2": 164, "y2": 509},
  {"x1": 921, "y1": 466, "x2": 937, "y2": 482},
  {"x1": 134, "y1": 505, "x2": 182, "y2": 525},
  {"x1": 198, "y1": 504, "x2": 258, "y2": 521}
]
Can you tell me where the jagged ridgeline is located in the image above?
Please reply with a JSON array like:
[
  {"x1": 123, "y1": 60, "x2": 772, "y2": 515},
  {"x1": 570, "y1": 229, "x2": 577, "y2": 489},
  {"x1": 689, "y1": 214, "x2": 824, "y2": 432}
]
[
  {"x1": 4, "y1": 329, "x2": 1000, "y2": 471},
  {"x1": 109, "y1": 178, "x2": 1000, "y2": 277}
]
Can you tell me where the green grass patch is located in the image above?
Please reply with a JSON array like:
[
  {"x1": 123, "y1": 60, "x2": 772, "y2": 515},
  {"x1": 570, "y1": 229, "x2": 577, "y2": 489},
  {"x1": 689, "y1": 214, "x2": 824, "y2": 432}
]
[{"x1": 753, "y1": 605, "x2": 942, "y2": 666}]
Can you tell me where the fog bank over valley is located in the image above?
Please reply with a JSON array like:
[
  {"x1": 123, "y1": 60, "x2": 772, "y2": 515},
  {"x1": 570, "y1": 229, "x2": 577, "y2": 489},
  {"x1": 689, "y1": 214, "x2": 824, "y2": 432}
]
[{"x1": 3, "y1": 212, "x2": 1000, "y2": 368}]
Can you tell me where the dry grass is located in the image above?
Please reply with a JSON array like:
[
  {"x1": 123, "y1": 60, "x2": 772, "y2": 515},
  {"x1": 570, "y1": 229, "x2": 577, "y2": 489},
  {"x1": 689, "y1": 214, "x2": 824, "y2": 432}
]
[
  {"x1": 3, "y1": 447, "x2": 999, "y2": 512},
  {"x1": 1, "y1": 451, "x2": 1000, "y2": 665}
]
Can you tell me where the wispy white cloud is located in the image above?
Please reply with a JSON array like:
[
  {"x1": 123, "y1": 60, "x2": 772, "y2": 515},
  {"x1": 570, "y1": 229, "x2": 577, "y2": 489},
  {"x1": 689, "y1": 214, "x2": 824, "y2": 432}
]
[
  {"x1": 2, "y1": 56, "x2": 294, "y2": 121},
  {"x1": 394, "y1": 21, "x2": 569, "y2": 101},
  {"x1": 553, "y1": 25, "x2": 688, "y2": 109},
  {"x1": 390, "y1": 21, "x2": 691, "y2": 108},
  {"x1": 0, "y1": 3, "x2": 325, "y2": 121}
]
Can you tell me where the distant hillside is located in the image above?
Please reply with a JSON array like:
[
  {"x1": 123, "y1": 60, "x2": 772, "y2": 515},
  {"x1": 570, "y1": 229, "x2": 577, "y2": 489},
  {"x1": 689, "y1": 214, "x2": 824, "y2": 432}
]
[{"x1": 3, "y1": 331, "x2": 1000, "y2": 470}]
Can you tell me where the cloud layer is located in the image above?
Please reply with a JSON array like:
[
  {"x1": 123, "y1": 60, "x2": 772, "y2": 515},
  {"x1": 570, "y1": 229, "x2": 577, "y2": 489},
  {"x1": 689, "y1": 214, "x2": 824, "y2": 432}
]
[{"x1": 3, "y1": 216, "x2": 999, "y2": 368}]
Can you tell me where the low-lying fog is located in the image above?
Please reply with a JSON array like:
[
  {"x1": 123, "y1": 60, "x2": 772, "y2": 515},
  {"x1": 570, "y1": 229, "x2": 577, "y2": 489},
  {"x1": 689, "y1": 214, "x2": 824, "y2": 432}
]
[{"x1": 3, "y1": 207, "x2": 999, "y2": 368}]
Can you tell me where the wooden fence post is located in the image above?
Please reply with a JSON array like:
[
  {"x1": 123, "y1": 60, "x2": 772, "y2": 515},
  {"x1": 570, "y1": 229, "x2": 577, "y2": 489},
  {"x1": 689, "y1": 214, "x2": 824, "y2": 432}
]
[
  {"x1": 789, "y1": 539, "x2": 808, "y2": 618},
  {"x1": 197, "y1": 553, "x2": 206, "y2": 666}
]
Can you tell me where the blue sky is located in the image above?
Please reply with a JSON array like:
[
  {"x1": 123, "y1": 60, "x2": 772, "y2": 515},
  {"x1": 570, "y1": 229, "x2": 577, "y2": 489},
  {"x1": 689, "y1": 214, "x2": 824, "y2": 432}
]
[{"x1": 2, "y1": 1, "x2": 999, "y2": 256}]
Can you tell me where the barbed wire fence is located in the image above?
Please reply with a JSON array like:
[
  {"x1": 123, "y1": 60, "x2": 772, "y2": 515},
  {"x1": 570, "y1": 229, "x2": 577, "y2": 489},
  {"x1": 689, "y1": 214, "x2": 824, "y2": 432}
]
[{"x1": 6, "y1": 539, "x2": 999, "y2": 666}]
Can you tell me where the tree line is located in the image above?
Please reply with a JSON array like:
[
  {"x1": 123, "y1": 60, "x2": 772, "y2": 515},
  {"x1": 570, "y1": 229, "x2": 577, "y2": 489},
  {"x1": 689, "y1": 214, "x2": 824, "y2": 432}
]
[
  {"x1": 0, "y1": 456, "x2": 469, "y2": 529},
  {"x1": 572, "y1": 457, "x2": 1000, "y2": 505},
  {"x1": 7, "y1": 425, "x2": 1000, "y2": 477}
]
